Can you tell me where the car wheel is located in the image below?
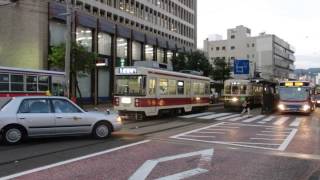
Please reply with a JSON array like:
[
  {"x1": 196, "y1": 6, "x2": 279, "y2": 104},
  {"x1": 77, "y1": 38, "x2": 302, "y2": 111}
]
[
  {"x1": 2, "y1": 126, "x2": 25, "y2": 145},
  {"x1": 92, "y1": 122, "x2": 112, "y2": 139}
]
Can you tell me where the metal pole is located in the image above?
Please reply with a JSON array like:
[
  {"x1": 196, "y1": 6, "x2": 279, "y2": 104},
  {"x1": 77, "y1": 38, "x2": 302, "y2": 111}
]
[{"x1": 65, "y1": 0, "x2": 72, "y2": 98}]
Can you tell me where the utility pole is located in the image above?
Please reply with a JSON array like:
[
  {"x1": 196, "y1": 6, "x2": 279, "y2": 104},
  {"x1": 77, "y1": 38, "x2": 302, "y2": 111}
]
[{"x1": 65, "y1": 0, "x2": 72, "y2": 98}]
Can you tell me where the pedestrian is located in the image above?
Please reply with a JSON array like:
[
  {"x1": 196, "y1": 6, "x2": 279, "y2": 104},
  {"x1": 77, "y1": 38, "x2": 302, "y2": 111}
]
[{"x1": 241, "y1": 98, "x2": 251, "y2": 116}]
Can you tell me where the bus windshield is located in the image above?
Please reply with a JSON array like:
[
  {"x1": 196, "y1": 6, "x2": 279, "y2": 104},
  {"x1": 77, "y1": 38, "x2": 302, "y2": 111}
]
[
  {"x1": 115, "y1": 75, "x2": 146, "y2": 96},
  {"x1": 279, "y1": 87, "x2": 309, "y2": 101}
]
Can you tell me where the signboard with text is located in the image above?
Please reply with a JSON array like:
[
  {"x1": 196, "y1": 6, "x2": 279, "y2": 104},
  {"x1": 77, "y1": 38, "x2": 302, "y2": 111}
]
[{"x1": 234, "y1": 59, "x2": 250, "y2": 75}]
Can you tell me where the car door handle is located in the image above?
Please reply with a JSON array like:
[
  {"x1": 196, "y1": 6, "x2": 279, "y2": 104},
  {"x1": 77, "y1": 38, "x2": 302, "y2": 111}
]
[
  {"x1": 19, "y1": 117, "x2": 26, "y2": 120},
  {"x1": 56, "y1": 116, "x2": 63, "y2": 119},
  {"x1": 73, "y1": 116, "x2": 82, "y2": 120}
]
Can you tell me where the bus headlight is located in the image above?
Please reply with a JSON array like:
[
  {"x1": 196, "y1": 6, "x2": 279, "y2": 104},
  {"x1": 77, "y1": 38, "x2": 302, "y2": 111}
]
[
  {"x1": 232, "y1": 97, "x2": 238, "y2": 102},
  {"x1": 278, "y1": 104, "x2": 285, "y2": 111},
  {"x1": 303, "y1": 104, "x2": 310, "y2": 112}
]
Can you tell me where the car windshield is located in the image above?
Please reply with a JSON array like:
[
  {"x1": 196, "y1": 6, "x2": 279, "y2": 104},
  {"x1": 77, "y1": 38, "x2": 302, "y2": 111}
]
[
  {"x1": 0, "y1": 97, "x2": 12, "y2": 111},
  {"x1": 279, "y1": 87, "x2": 309, "y2": 101},
  {"x1": 115, "y1": 75, "x2": 146, "y2": 96}
]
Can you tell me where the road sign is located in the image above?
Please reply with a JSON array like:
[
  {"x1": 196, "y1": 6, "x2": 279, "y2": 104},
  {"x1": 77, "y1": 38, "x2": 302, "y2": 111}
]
[{"x1": 234, "y1": 60, "x2": 250, "y2": 74}]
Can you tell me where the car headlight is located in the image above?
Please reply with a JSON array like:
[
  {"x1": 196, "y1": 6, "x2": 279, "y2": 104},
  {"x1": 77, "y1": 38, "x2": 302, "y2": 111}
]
[
  {"x1": 116, "y1": 116, "x2": 122, "y2": 123},
  {"x1": 303, "y1": 104, "x2": 310, "y2": 112},
  {"x1": 317, "y1": 100, "x2": 320, "y2": 104},
  {"x1": 278, "y1": 104, "x2": 285, "y2": 111},
  {"x1": 232, "y1": 97, "x2": 238, "y2": 102}
]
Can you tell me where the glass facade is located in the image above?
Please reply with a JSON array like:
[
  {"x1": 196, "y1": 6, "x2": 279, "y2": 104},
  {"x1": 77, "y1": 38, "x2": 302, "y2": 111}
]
[
  {"x1": 145, "y1": 44, "x2": 154, "y2": 61},
  {"x1": 98, "y1": 32, "x2": 112, "y2": 56},
  {"x1": 132, "y1": 41, "x2": 142, "y2": 61},
  {"x1": 116, "y1": 38, "x2": 128, "y2": 67},
  {"x1": 157, "y1": 48, "x2": 165, "y2": 63},
  {"x1": 49, "y1": 21, "x2": 66, "y2": 46},
  {"x1": 76, "y1": 26, "x2": 93, "y2": 52}
]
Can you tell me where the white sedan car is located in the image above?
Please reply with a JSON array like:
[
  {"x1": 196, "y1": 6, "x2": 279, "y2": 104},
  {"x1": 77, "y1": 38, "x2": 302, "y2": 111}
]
[{"x1": 0, "y1": 96, "x2": 122, "y2": 144}]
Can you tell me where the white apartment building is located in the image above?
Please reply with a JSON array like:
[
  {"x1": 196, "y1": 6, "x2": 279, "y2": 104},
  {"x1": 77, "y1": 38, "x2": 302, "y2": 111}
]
[{"x1": 203, "y1": 25, "x2": 295, "y2": 81}]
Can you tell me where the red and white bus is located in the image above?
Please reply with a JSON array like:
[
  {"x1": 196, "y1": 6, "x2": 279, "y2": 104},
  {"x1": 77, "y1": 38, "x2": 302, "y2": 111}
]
[
  {"x1": 114, "y1": 66, "x2": 211, "y2": 120},
  {"x1": 0, "y1": 66, "x2": 65, "y2": 97}
]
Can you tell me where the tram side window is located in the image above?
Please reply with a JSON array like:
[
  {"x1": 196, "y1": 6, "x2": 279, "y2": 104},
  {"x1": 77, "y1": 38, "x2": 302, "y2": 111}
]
[
  {"x1": 159, "y1": 79, "x2": 168, "y2": 95},
  {"x1": 205, "y1": 83, "x2": 210, "y2": 95},
  {"x1": 0, "y1": 74, "x2": 9, "y2": 92},
  {"x1": 148, "y1": 78, "x2": 156, "y2": 95},
  {"x1": 240, "y1": 85, "x2": 247, "y2": 94},
  {"x1": 38, "y1": 76, "x2": 49, "y2": 91},
  {"x1": 177, "y1": 81, "x2": 184, "y2": 95},
  {"x1": 185, "y1": 81, "x2": 191, "y2": 95},
  {"x1": 193, "y1": 82, "x2": 200, "y2": 95},
  {"x1": 26, "y1": 76, "x2": 37, "y2": 92},
  {"x1": 199, "y1": 83, "x2": 205, "y2": 95},
  {"x1": 168, "y1": 80, "x2": 177, "y2": 95},
  {"x1": 11, "y1": 74, "x2": 24, "y2": 91}
]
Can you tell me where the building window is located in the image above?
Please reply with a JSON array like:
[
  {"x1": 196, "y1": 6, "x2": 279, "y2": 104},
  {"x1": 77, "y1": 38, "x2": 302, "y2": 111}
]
[
  {"x1": 167, "y1": 51, "x2": 173, "y2": 64},
  {"x1": 216, "y1": 47, "x2": 220, "y2": 51},
  {"x1": 132, "y1": 41, "x2": 142, "y2": 61},
  {"x1": 145, "y1": 44, "x2": 154, "y2": 61},
  {"x1": 116, "y1": 38, "x2": 128, "y2": 67},
  {"x1": 76, "y1": 26, "x2": 93, "y2": 52},
  {"x1": 231, "y1": 35, "x2": 235, "y2": 39},
  {"x1": 49, "y1": 21, "x2": 66, "y2": 46},
  {"x1": 230, "y1": 46, "x2": 235, "y2": 50},
  {"x1": 157, "y1": 48, "x2": 165, "y2": 63},
  {"x1": 252, "y1": 43, "x2": 255, "y2": 47},
  {"x1": 222, "y1": 46, "x2": 226, "y2": 50},
  {"x1": 98, "y1": 32, "x2": 112, "y2": 56},
  {"x1": 247, "y1": 43, "x2": 250, "y2": 48}
]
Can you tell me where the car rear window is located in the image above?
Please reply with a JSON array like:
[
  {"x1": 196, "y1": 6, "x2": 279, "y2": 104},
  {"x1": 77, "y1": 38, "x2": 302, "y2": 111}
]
[{"x1": 0, "y1": 97, "x2": 12, "y2": 110}]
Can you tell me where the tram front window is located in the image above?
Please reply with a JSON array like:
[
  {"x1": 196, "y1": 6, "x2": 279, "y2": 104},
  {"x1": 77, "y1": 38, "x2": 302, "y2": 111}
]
[
  {"x1": 279, "y1": 87, "x2": 308, "y2": 101},
  {"x1": 115, "y1": 75, "x2": 146, "y2": 96},
  {"x1": 231, "y1": 85, "x2": 240, "y2": 95}
]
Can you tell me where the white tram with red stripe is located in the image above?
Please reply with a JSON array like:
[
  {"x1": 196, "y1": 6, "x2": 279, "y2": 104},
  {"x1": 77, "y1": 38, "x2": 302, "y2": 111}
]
[{"x1": 114, "y1": 66, "x2": 211, "y2": 120}]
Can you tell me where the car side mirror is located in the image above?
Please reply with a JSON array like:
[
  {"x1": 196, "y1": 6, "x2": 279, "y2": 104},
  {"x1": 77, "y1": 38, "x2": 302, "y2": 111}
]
[{"x1": 106, "y1": 109, "x2": 110, "y2": 115}]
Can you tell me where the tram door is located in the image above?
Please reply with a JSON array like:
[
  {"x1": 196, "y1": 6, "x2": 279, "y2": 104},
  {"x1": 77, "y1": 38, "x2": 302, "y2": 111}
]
[{"x1": 148, "y1": 78, "x2": 157, "y2": 114}]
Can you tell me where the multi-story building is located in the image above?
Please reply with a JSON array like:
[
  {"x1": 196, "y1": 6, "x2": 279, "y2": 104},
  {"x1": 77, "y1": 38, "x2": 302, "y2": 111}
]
[
  {"x1": 0, "y1": 0, "x2": 197, "y2": 104},
  {"x1": 203, "y1": 25, "x2": 295, "y2": 81}
]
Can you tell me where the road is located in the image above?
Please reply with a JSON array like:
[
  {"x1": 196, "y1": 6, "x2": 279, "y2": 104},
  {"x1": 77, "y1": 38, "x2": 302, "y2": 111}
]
[{"x1": 1, "y1": 106, "x2": 320, "y2": 179}]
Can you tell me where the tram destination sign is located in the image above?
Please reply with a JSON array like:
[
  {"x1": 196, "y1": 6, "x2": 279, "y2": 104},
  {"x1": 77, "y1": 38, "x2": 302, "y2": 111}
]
[{"x1": 119, "y1": 67, "x2": 137, "y2": 74}]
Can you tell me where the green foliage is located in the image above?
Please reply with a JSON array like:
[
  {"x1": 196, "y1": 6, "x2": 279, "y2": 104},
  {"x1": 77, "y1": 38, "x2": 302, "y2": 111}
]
[
  {"x1": 48, "y1": 42, "x2": 97, "y2": 74},
  {"x1": 212, "y1": 57, "x2": 231, "y2": 82},
  {"x1": 171, "y1": 50, "x2": 213, "y2": 77}
]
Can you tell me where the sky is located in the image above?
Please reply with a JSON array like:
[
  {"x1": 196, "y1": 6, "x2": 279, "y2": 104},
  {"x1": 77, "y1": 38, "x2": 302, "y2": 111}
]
[{"x1": 197, "y1": 0, "x2": 320, "y2": 69}]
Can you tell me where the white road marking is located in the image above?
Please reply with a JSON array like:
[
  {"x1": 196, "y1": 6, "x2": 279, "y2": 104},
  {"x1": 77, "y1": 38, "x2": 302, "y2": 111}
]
[
  {"x1": 170, "y1": 122, "x2": 225, "y2": 138},
  {"x1": 228, "y1": 115, "x2": 249, "y2": 122},
  {"x1": 129, "y1": 149, "x2": 214, "y2": 180},
  {"x1": 289, "y1": 118, "x2": 303, "y2": 127},
  {"x1": 256, "y1": 134, "x2": 288, "y2": 137},
  {"x1": 183, "y1": 135, "x2": 216, "y2": 138},
  {"x1": 198, "y1": 113, "x2": 233, "y2": 120},
  {"x1": 250, "y1": 138, "x2": 286, "y2": 141},
  {"x1": 209, "y1": 126, "x2": 240, "y2": 129},
  {"x1": 273, "y1": 117, "x2": 290, "y2": 125},
  {"x1": 242, "y1": 115, "x2": 265, "y2": 123},
  {"x1": 179, "y1": 112, "x2": 214, "y2": 118},
  {"x1": 155, "y1": 168, "x2": 208, "y2": 180},
  {"x1": 278, "y1": 129, "x2": 298, "y2": 151},
  {"x1": 195, "y1": 131, "x2": 226, "y2": 134},
  {"x1": 261, "y1": 131, "x2": 290, "y2": 134},
  {"x1": 216, "y1": 114, "x2": 241, "y2": 121},
  {"x1": 257, "y1": 116, "x2": 276, "y2": 124},
  {"x1": 0, "y1": 140, "x2": 151, "y2": 180}
]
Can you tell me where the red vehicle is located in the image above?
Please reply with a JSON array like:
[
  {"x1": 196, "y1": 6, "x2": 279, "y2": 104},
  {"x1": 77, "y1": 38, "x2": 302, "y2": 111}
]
[
  {"x1": 0, "y1": 66, "x2": 65, "y2": 97},
  {"x1": 114, "y1": 66, "x2": 211, "y2": 120}
]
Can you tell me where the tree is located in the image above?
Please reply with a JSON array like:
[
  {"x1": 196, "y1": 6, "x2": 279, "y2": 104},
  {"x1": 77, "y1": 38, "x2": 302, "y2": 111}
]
[
  {"x1": 212, "y1": 58, "x2": 231, "y2": 82},
  {"x1": 171, "y1": 50, "x2": 213, "y2": 77},
  {"x1": 48, "y1": 42, "x2": 97, "y2": 103}
]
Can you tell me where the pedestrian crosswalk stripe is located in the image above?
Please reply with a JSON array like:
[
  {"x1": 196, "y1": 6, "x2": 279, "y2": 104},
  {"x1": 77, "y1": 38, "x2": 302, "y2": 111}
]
[
  {"x1": 228, "y1": 115, "x2": 250, "y2": 122},
  {"x1": 242, "y1": 115, "x2": 265, "y2": 123},
  {"x1": 198, "y1": 113, "x2": 233, "y2": 120},
  {"x1": 179, "y1": 112, "x2": 214, "y2": 118},
  {"x1": 257, "y1": 116, "x2": 276, "y2": 124},
  {"x1": 216, "y1": 114, "x2": 241, "y2": 121},
  {"x1": 273, "y1": 117, "x2": 289, "y2": 125},
  {"x1": 289, "y1": 118, "x2": 303, "y2": 127}
]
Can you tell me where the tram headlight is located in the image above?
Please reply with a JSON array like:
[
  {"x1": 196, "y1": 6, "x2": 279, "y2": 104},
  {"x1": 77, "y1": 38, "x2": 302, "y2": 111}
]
[
  {"x1": 278, "y1": 104, "x2": 285, "y2": 111},
  {"x1": 231, "y1": 97, "x2": 238, "y2": 102},
  {"x1": 302, "y1": 104, "x2": 310, "y2": 112}
]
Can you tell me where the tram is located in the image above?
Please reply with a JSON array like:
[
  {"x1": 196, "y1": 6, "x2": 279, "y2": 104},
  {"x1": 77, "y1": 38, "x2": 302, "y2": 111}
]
[
  {"x1": 113, "y1": 66, "x2": 211, "y2": 120},
  {"x1": 223, "y1": 79, "x2": 263, "y2": 110},
  {"x1": 0, "y1": 66, "x2": 65, "y2": 97},
  {"x1": 277, "y1": 81, "x2": 316, "y2": 114}
]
